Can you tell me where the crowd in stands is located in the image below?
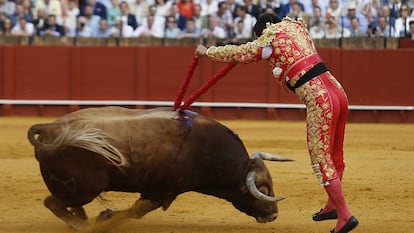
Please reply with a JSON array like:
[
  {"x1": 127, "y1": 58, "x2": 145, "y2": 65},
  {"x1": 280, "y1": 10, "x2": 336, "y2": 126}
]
[{"x1": 1, "y1": 0, "x2": 414, "y2": 40}]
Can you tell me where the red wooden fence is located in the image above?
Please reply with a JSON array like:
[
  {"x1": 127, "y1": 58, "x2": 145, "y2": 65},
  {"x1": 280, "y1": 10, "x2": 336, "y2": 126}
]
[{"x1": 0, "y1": 45, "x2": 413, "y2": 122}]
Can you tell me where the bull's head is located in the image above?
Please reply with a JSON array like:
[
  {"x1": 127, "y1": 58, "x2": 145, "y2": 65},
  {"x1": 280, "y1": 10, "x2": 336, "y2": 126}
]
[{"x1": 233, "y1": 152, "x2": 293, "y2": 223}]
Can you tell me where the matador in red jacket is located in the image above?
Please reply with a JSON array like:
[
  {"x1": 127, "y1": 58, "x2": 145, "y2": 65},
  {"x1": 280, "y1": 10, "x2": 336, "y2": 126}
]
[{"x1": 195, "y1": 14, "x2": 359, "y2": 233}]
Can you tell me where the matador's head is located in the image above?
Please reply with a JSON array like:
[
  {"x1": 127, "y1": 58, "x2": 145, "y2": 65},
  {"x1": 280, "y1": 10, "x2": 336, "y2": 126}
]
[{"x1": 253, "y1": 13, "x2": 281, "y2": 37}]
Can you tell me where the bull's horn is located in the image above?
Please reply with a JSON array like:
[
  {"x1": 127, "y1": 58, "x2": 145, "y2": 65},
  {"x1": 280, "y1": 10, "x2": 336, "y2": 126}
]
[
  {"x1": 250, "y1": 152, "x2": 294, "y2": 162},
  {"x1": 246, "y1": 171, "x2": 288, "y2": 202}
]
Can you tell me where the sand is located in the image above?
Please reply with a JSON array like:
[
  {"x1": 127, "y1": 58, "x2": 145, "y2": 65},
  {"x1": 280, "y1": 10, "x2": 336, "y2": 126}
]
[{"x1": 0, "y1": 116, "x2": 413, "y2": 233}]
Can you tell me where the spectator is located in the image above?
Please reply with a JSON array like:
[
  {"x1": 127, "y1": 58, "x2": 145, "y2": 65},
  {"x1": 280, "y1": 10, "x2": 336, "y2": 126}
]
[
  {"x1": 377, "y1": 4, "x2": 395, "y2": 31},
  {"x1": 0, "y1": 0, "x2": 16, "y2": 17},
  {"x1": 362, "y1": 0, "x2": 381, "y2": 29},
  {"x1": 374, "y1": 15, "x2": 395, "y2": 37},
  {"x1": 309, "y1": 19, "x2": 325, "y2": 38},
  {"x1": 38, "y1": 14, "x2": 65, "y2": 36},
  {"x1": 409, "y1": 20, "x2": 414, "y2": 40},
  {"x1": 287, "y1": 1, "x2": 311, "y2": 26},
  {"x1": 349, "y1": 17, "x2": 367, "y2": 37},
  {"x1": 110, "y1": 16, "x2": 134, "y2": 37},
  {"x1": 80, "y1": 0, "x2": 107, "y2": 20},
  {"x1": 164, "y1": 15, "x2": 180, "y2": 38},
  {"x1": 22, "y1": 0, "x2": 34, "y2": 20},
  {"x1": 178, "y1": 0, "x2": 194, "y2": 19},
  {"x1": 192, "y1": 4, "x2": 208, "y2": 31},
  {"x1": 93, "y1": 18, "x2": 112, "y2": 37},
  {"x1": 325, "y1": 0, "x2": 342, "y2": 23},
  {"x1": 304, "y1": 0, "x2": 327, "y2": 16},
  {"x1": 279, "y1": 0, "x2": 305, "y2": 18},
  {"x1": 260, "y1": 0, "x2": 281, "y2": 16},
  {"x1": 119, "y1": 1, "x2": 138, "y2": 30},
  {"x1": 33, "y1": 8, "x2": 48, "y2": 35},
  {"x1": 34, "y1": 0, "x2": 62, "y2": 21},
  {"x1": 201, "y1": 15, "x2": 227, "y2": 38},
  {"x1": 69, "y1": 17, "x2": 93, "y2": 37},
  {"x1": 129, "y1": 0, "x2": 149, "y2": 26},
  {"x1": 201, "y1": 0, "x2": 218, "y2": 17},
  {"x1": 212, "y1": 1, "x2": 233, "y2": 37},
  {"x1": 11, "y1": 17, "x2": 35, "y2": 36},
  {"x1": 244, "y1": 0, "x2": 261, "y2": 19},
  {"x1": 1, "y1": 16, "x2": 14, "y2": 36},
  {"x1": 10, "y1": 4, "x2": 33, "y2": 25},
  {"x1": 394, "y1": 3, "x2": 414, "y2": 37},
  {"x1": 226, "y1": 0, "x2": 241, "y2": 19},
  {"x1": 97, "y1": 0, "x2": 113, "y2": 10},
  {"x1": 60, "y1": 1, "x2": 78, "y2": 35},
  {"x1": 177, "y1": 17, "x2": 201, "y2": 39},
  {"x1": 232, "y1": 18, "x2": 249, "y2": 38},
  {"x1": 233, "y1": 5, "x2": 256, "y2": 38},
  {"x1": 82, "y1": 4, "x2": 101, "y2": 33},
  {"x1": 66, "y1": 0, "x2": 80, "y2": 18},
  {"x1": 339, "y1": 1, "x2": 368, "y2": 31},
  {"x1": 169, "y1": 2, "x2": 182, "y2": 20},
  {"x1": 107, "y1": 0, "x2": 121, "y2": 26},
  {"x1": 387, "y1": 0, "x2": 400, "y2": 19},
  {"x1": 310, "y1": 5, "x2": 325, "y2": 28},
  {"x1": 350, "y1": 0, "x2": 365, "y2": 13},
  {"x1": 325, "y1": 15, "x2": 349, "y2": 38},
  {"x1": 154, "y1": 0, "x2": 172, "y2": 17},
  {"x1": 309, "y1": 6, "x2": 325, "y2": 38},
  {"x1": 133, "y1": 13, "x2": 165, "y2": 37}
]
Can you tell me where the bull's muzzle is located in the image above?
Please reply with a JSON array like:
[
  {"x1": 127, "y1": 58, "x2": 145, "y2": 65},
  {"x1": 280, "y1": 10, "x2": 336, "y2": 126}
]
[{"x1": 256, "y1": 212, "x2": 278, "y2": 223}]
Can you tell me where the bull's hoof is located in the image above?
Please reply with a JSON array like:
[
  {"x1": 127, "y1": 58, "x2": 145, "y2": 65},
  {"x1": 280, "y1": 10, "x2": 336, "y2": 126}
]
[
  {"x1": 68, "y1": 207, "x2": 88, "y2": 220},
  {"x1": 96, "y1": 209, "x2": 114, "y2": 223}
]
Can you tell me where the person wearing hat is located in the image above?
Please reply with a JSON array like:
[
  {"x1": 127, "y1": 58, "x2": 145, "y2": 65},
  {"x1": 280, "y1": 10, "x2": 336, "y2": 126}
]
[
  {"x1": 195, "y1": 13, "x2": 359, "y2": 233},
  {"x1": 339, "y1": 1, "x2": 368, "y2": 32}
]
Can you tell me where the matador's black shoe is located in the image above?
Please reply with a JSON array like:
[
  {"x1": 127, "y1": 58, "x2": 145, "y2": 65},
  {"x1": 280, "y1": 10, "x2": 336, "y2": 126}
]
[
  {"x1": 312, "y1": 209, "x2": 338, "y2": 221},
  {"x1": 330, "y1": 216, "x2": 359, "y2": 233}
]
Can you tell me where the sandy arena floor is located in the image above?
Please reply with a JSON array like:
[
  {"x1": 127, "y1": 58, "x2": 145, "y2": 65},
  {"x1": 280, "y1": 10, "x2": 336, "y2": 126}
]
[{"x1": 0, "y1": 116, "x2": 413, "y2": 233}]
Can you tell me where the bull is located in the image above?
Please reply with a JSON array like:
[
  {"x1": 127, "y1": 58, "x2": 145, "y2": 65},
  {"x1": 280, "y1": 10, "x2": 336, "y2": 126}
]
[{"x1": 27, "y1": 106, "x2": 293, "y2": 229}]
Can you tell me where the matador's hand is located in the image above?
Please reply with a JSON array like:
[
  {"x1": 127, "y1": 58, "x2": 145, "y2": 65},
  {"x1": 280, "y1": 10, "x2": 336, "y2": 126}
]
[{"x1": 195, "y1": 44, "x2": 208, "y2": 56}]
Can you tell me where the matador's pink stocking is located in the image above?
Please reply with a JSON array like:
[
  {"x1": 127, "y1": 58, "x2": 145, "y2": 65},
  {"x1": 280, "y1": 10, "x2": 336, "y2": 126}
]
[
  {"x1": 321, "y1": 170, "x2": 344, "y2": 213},
  {"x1": 324, "y1": 177, "x2": 352, "y2": 231}
]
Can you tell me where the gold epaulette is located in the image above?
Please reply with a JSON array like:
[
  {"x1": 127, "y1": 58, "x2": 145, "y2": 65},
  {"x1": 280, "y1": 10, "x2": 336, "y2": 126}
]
[{"x1": 253, "y1": 23, "x2": 277, "y2": 47}]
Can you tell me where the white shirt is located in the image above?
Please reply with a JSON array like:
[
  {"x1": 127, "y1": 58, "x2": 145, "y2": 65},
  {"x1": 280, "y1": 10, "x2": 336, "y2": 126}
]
[
  {"x1": 110, "y1": 24, "x2": 134, "y2": 37},
  {"x1": 11, "y1": 22, "x2": 35, "y2": 36}
]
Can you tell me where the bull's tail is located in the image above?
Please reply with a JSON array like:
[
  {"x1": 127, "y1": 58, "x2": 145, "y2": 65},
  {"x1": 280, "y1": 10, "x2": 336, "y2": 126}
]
[{"x1": 28, "y1": 122, "x2": 128, "y2": 167}]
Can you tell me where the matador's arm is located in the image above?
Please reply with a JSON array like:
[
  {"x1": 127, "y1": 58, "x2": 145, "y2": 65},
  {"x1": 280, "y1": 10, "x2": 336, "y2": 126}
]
[
  {"x1": 205, "y1": 24, "x2": 277, "y2": 64},
  {"x1": 206, "y1": 42, "x2": 264, "y2": 64}
]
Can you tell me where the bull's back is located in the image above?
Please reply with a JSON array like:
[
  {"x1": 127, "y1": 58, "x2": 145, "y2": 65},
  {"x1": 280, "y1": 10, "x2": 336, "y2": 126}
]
[{"x1": 30, "y1": 107, "x2": 249, "y2": 196}]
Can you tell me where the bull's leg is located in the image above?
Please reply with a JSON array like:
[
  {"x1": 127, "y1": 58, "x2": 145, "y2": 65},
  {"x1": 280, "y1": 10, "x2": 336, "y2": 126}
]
[
  {"x1": 96, "y1": 198, "x2": 162, "y2": 222},
  {"x1": 68, "y1": 206, "x2": 88, "y2": 220},
  {"x1": 44, "y1": 195, "x2": 88, "y2": 230},
  {"x1": 85, "y1": 198, "x2": 162, "y2": 233}
]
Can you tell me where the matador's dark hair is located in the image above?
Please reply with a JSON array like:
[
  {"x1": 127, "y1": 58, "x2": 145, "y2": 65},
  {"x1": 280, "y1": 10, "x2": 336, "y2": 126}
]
[{"x1": 253, "y1": 13, "x2": 281, "y2": 37}]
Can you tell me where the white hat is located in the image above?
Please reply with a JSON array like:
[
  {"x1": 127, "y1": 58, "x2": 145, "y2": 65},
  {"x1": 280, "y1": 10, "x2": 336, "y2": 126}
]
[{"x1": 347, "y1": 1, "x2": 356, "y2": 10}]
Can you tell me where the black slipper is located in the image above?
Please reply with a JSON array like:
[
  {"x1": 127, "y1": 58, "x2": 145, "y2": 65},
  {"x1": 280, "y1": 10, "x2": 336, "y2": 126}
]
[
  {"x1": 330, "y1": 216, "x2": 359, "y2": 233},
  {"x1": 312, "y1": 209, "x2": 338, "y2": 221}
]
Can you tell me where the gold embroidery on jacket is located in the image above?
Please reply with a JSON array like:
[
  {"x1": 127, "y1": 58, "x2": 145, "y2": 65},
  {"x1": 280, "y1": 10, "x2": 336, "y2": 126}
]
[{"x1": 207, "y1": 23, "x2": 278, "y2": 63}]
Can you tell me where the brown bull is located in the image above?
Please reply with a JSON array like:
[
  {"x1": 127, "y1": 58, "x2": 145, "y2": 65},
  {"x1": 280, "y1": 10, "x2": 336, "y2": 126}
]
[{"x1": 27, "y1": 107, "x2": 293, "y2": 229}]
